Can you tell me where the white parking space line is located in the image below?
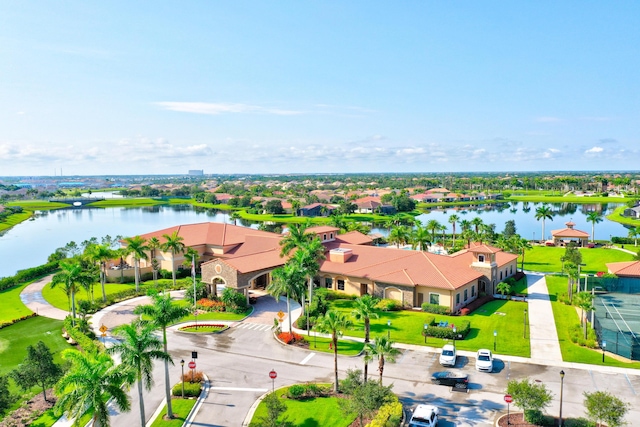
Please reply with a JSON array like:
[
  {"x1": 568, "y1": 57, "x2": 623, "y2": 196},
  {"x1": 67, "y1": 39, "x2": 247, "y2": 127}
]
[
  {"x1": 300, "y1": 353, "x2": 315, "y2": 365},
  {"x1": 210, "y1": 386, "x2": 269, "y2": 392}
]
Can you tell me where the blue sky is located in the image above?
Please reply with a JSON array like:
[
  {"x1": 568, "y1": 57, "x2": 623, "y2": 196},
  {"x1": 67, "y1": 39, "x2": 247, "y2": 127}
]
[{"x1": 1, "y1": 1, "x2": 639, "y2": 176}]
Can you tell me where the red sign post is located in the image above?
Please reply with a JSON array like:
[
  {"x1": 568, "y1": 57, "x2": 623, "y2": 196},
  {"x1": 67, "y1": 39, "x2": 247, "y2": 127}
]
[
  {"x1": 269, "y1": 369, "x2": 277, "y2": 392},
  {"x1": 189, "y1": 360, "x2": 196, "y2": 383},
  {"x1": 504, "y1": 394, "x2": 513, "y2": 425}
]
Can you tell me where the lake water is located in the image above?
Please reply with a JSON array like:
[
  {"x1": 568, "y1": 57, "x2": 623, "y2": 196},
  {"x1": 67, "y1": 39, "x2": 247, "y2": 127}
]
[{"x1": 0, "y1": 201, "x2": 632, "y2": 278}]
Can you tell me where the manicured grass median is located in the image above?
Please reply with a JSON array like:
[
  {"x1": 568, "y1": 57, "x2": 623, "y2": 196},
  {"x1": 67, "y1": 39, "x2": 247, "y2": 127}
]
[
  {"x1": 149, "y1": 398, "x2": 198, "y2": 427},
  {"x1": 300, "y1": 334, "x2": 364, "y2": 356},
  {"x1": 250, "y1": 386, "x2": 356, "y2": 427}
]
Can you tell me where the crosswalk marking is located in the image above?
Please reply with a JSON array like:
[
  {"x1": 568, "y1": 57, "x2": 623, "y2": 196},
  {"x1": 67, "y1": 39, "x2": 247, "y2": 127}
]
[{"x1": 234, "y1": 323, "x2": 272, "y2": 332}]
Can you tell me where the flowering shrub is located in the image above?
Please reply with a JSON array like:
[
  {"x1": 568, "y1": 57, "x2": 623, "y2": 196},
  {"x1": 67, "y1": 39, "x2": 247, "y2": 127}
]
[
  {"x1": 278, "y1": 332, "x2": 302, "y2": 344},
  {"x1": 0, "y1": 312, "x2": 38, "y2": 330},
  {"x1": 197, "y1": 298, "x2": 225, "y2": 312}
]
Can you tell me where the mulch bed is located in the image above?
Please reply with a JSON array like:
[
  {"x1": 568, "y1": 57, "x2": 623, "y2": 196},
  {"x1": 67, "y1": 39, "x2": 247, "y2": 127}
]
[
  {"x1": 497, "y1": 413, "x2": 558, "y2": 427},
  {"x1": 0, "y1": 391, "x2": 55, "y2": 427}
]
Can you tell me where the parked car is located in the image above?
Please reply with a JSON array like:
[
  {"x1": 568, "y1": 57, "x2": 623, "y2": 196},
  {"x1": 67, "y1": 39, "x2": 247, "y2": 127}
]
[
  {"x1": 439, "y1": 344, "x2": 457, "y2": 367},
  {"x1": 408, "y1": 404, "x2": 439, "y2": 427},
  {"x1": 430, "y1": 371, "x2": 469, "y2": 389},
  {"x1": 475, "y1": 349, "x2": 493, "y2": 372}
]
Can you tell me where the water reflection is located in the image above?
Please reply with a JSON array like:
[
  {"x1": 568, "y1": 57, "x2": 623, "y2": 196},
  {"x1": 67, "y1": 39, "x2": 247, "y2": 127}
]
[{"x1": 0, "y1": 201, "x2": 631, "y2": 278}]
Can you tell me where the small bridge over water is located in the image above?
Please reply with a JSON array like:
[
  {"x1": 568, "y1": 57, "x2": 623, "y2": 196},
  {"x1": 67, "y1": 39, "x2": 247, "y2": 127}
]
[{"x1": 49, "y1": 197, "x2": 105, "y2": 206}]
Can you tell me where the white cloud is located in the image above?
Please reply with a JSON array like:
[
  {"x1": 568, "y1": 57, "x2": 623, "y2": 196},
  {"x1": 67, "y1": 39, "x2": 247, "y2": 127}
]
[
  {"x1": 155, "y1": 102, "x2": 302, "y2": 116},
  {"x1": 585, "y1": 146, "x2": 604, "y2": 154}
]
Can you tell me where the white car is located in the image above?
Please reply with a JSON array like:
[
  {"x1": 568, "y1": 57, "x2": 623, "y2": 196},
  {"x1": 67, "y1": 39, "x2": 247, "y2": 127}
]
[
  {"x1": 439, "y1": 344, "x2": 456, "y2": 367},
  {"x1": 475, "y1": 349, "x2": 493, "y2": 372},
  {"x1": 409, "y1": 404, "x2": 439, "y2": 427}
]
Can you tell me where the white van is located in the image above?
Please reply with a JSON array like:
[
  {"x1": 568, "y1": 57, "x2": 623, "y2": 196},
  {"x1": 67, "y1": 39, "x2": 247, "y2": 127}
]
[{"x1": 409, "y1": 404, "x2": 439, "y2": 427}]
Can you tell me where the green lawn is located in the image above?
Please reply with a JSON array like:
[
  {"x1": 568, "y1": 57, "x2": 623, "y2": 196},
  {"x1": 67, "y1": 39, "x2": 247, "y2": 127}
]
[
  {"x1": 149, "y1": 398, "x2": 198, "y2": 427},
  {"x1": 331, "y1": 299, "x2": 530, "y2": 357},
  {"x1": 41, "y1": 281, "x2": 141, "y2": 312},
  {"x1": 250, "y1": 387, "x2": 356, "y2": 427},
  {"x1": 0, "y1": 211, "x2": 33, "y2": 232},
  {"x1": 300, "y1": 334, "x2": 364, "y2": 356},
  {"x1": 0, "y1": 282, "x2": 36, "y2": 323},
  {"x1": 545, "y1": 275, "x2": 640, "y2": 368},
  {"x1": 0, "y1": 316, "x2": 70, "y2": 375},
  {"x1": 521, "y1": 246, "x2": 635, "y2": 274},
  {"x1": 29, "y1": 409, "x2": 59, "y2": 427}
]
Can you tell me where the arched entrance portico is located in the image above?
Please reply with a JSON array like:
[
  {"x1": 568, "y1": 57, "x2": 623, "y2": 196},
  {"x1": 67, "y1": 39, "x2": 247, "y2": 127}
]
[{"x1": 207, "y1": 277, "x2": 226, "y2": 298}]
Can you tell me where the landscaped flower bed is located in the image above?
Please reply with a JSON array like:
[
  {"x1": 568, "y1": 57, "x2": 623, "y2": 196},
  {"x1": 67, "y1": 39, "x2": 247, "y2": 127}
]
[{"x1": 177, "y1": 323, "x2": 228, "y2": 333}]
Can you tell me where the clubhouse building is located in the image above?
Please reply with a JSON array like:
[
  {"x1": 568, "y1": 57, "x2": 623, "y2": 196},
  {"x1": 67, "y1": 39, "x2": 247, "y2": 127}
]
[{"x1": 123, "y1": 222, "x2": 518, "y2": 313}]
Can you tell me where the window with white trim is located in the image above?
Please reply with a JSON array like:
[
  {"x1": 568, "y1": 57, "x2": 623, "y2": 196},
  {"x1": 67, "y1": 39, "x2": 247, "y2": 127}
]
[
  {"x1": 478, "y1": 254, "x2": 485, "y2": 262},
  {"x1": 337, "y1": 279, "x2": 345, "y2": 291},
  {"x1": 464, "y1": 289, "x2": 468, "y2": 301}
]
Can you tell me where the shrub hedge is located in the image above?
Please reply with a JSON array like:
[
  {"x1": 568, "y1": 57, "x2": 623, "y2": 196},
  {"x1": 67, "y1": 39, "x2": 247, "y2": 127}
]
[
  {"x1": 172, "y1": 381, "x2": 202, "y2": 398},
  {"x1": 0, "y1": 261, "x2": 59, "y2": 291},
  {"x1": 421, "y1": 303, "x2": 450, "y2": 315},
  {"x1": 375, "y1": 298, "x2": 402, "y2": 311},
  {"x1": 366, "y1": 395, "x2": 402, "y2": 427},
  {"x1": 425, "y1": 319, "x2": 470, "y2": 339}
]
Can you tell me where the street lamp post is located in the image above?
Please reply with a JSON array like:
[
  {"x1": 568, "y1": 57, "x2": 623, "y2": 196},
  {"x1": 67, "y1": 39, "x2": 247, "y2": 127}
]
[
  {"x1": 180, "y1": 359, "x2": 185, "y2": 399},
  {"x1": 306, "y1": 301, "x2": 310, "y2": 336},
  {"x1": 452, "y1": 326, "x2": 457, "y2": 350},
  {"x1": 493, "y1": 330, "x2": 497, "y2": 352},
  {"x1": 387, "y1": 320, "x2": 391, "y2": 340},
  {"x1": 523, "y1": 308, "x2": 527, "y2": 339},
  {"x1": 559, "y1": 370, "x2": 565, "y2": 427},
  {"x1": 602, "y1": 340, "x2": 607, "y2": 363},
  {"x1": 423, "y1": 324, "x2": 428, "y2": 344}
]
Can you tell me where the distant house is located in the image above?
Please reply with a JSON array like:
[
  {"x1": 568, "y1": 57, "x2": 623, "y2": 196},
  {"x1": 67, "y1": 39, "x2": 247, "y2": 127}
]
[
  {"x1": 297, "y1": 203, "x2": 335, "y2": 217},
  {"x1": 623, "y1": 206, "x2": 640, "y2": 219},
  {"x1": 353, "y1": 196, "x2": 396, "y2": 214}
]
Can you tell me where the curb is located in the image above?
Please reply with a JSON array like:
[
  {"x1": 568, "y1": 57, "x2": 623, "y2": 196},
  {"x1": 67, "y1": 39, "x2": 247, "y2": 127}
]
[{"x1": 144, "y1": 374, "x2": 209, "y2": 427}]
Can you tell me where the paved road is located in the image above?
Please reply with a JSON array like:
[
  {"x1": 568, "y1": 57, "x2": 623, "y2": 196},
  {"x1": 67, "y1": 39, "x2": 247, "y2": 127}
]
[
  {"x1": 20, "y1": 274, "x2": 69, "y2": 320},
  {"x1": 99, "y1": 317, "x2": 640, "y2": 426}
]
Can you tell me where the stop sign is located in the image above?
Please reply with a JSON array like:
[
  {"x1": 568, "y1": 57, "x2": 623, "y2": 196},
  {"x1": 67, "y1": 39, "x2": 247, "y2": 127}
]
[
  {"x1": 269, "y1": 370, "x2": 277, "y2": 379},
  {"x1": 188, "y1": 360, "x2": 196, "y2": 369},
  {"x1": 504, "y1": 394, "x2": 513, "y2": 403}
]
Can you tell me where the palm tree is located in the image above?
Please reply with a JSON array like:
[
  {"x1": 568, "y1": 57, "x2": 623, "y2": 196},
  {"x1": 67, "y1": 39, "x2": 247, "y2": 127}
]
[
  {"x1": 628, "y1": 226, "x2": 640, "y2": 246},
  {"x1": 471, "y1": 217, "x2": 484, "y2": 234},
  {"x1": 351, "y1": 294, "x2": 379, "y2": 344},
  {"x1": 586, "y1": 212, "x2": 603, "y2": 243},
  {"x1": 574, "y1": 291, "x2": 595, "y2": 340},
  {"x1": 315, "y1": 310, "x2": 352, "y2": 393},
  {"x1": 564, "y1": 261, "x2": 579, "y2": 304},
  {"x1": 410, "y1": 224, "x2": 430, "y2": 251},
  {"x1": 291, "y1": 237, "x2": 325, "y2": 309},
  {"x1": 534, "y1": 205, "x2": 553, "y2": 242},
  {"x1": 266, "y1": 262, "x2": 306, "y2": 334},
  {"x1": 229, "y1": 211, "x2": 242, "y2": 225},
  {"x1": 461, "y1": 228, "x2": 476, "y2": 249},
  {"x1": 147, "y1": 237, "x2": 161, "y2": 287},
  {"x1": 328, "y1": 214, "x2": 348, "y2": 232},
  {"x1": 364, "y1": 336, "x2": 400, "y2": 384},
  {"x1": 108, "y1": 321, "x2": 172, "y2": 426},
  {"x1": 161, "y1": 231, "x2": 185, "y2": 288},
  {"x1": 449, "y1": 214, "x2": 460, "y2": 247},
  {"x1": 459, "y1": 219, "x2": 472, "y2": 233},
  {"x1": 513, "y1": 236, "x2": 532, "y2": 271},
  {"x1": 425, "y1": 219, "x2": 442, "y2": 243},
  {"x1": 55, "y1": 349, "x2": 130, "y2": 427},
  {"x1": 279, "y1": 223, "x2": 312, "y2": 257},
  {"x1": 123, "y1": 236, "x2": 149, "y2": 292},
  {"x1": 51, "y1": 259, "x2": 90, "y2": 323},
  {"x1": 85, "y1": 243, "x2": 113, "y2": 303},
  {"x1": 388, "y1": 225, "x2": 409, "y2": 248},
  {"x1": 134, "y1": 293, "x2": 189, "y2": 419}
]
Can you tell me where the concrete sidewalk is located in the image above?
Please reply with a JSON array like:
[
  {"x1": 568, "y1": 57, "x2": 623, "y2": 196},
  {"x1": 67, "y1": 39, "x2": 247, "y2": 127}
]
[
  {"x1": 526, "y1": 272, "x2": 563, "y2": 363},
  {"x1": 20, "y1": 274, "x2": 69, "y2": 320}
]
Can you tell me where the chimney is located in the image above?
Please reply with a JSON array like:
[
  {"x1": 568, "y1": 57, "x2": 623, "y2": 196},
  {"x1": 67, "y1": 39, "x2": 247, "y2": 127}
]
[{"x1": 329, "y1": 248, "x2": 352, "y2": 263}]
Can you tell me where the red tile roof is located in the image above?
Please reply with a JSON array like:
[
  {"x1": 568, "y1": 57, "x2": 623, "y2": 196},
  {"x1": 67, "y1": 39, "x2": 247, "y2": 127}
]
[
  {"x1": 551, "y1": 228, "x2": 590, "y2": 238},
  {"x1": 606, "y1": 261, "x2": 640, "y2": 277}
]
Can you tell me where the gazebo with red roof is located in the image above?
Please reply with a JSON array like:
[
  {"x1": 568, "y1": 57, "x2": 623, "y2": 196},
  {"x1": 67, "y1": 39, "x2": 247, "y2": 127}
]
[{"x1": 550, "y1": 221, "x2": 590, "y2": 247}]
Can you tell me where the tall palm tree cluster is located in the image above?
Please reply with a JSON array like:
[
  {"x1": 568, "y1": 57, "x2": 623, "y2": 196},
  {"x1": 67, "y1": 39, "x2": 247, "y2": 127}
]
[
  {"x1": 55, "y1": 292, "x2": 188, "y2": 426},
  {"x1": 52, "y1": 231, "x2": 188, "y2": 325}
]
